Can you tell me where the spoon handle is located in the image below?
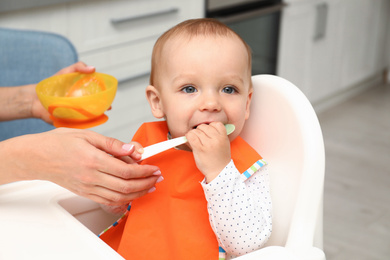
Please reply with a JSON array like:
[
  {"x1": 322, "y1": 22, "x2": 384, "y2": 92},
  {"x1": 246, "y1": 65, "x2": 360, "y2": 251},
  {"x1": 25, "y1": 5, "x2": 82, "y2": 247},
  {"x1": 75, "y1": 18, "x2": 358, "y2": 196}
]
[
  {"x1": 139, "y1": 136, "x2": 187, "y2": 161},
  {"x1": 138, "y1": 124, "x2": 235, "y2": 161}
]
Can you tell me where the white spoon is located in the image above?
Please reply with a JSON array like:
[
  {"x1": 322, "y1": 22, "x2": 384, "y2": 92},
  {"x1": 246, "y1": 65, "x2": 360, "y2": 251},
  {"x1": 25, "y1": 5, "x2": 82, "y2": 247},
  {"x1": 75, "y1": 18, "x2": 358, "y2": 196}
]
[{"x1": 139, "y1": 124, "x2": 235, "y2": 161}]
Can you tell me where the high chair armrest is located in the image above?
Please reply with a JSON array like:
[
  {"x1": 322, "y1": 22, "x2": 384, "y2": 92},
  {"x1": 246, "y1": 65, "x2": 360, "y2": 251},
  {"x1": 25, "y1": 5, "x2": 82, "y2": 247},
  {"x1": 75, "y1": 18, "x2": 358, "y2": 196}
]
[
  {"x1": 0, "y1": 180, "x2": 124, "y2": 260},
  {"x1": 234, "y1": 246, "x2": 325, "y2": 260},
  {"x1": 290, "y1": 247, "x2": 326, "y2": 260}
]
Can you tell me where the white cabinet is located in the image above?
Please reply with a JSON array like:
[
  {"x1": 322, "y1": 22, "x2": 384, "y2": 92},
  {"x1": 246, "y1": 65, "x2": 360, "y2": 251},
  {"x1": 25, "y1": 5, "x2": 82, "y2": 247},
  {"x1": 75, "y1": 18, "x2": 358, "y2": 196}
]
[
  {"x1": 277, "y1": 2, "x2": 315, "y2": 97},
  {"x1": 69, "y1": 1, "x2": 195, "y2": 53},
  {"x1": 0, "y1": 4, "x2": 68, "y2": 35},
  {"x1": 68, "y1": 0, "x2": 204, "y2": 83},
  {"x1": 278, "y1": 0, "x2": 389, "y2": 106},
  {"x1": 338, "y1": 0, "x2": 389, "y2": 89},
  {"x1": 277, "y1": 0, "x2": 342, "y2": 102},
  {"x1": 0, "y1": 0, "x2": 204, "y2": 141},
  {"x1": 308, "y1": 0, "x2": 343, "y2": 102}
]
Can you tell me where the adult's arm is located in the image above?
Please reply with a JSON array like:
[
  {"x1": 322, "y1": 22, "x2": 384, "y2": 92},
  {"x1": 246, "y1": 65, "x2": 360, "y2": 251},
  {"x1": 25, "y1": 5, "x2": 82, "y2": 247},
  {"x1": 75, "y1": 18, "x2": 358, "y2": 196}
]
[{"x1": 0, "y1": 128, "x2": 161, "y2": 205}]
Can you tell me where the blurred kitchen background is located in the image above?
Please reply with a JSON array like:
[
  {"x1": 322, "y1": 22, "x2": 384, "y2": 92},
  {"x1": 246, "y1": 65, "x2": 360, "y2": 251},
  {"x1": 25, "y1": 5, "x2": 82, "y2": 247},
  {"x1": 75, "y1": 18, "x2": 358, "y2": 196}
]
[{"x1": 1, "y1": 0, "x2": 389, "y2": 259}]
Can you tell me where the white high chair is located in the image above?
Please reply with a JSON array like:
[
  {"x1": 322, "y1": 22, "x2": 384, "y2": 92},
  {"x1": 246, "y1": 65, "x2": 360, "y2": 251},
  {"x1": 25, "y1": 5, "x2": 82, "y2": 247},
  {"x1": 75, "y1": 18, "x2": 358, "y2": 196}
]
[
  {"x1": 236, "y1": 75, "x2": 326, "y2": 260},
  {"x1": 0, "y1": 74, "x2": 325, "y2": 259}
]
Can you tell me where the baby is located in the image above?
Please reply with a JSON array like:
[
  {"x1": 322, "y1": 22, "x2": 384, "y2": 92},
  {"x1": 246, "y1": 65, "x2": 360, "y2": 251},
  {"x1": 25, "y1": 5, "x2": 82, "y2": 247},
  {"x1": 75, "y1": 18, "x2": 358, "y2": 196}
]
[{"x1": 100, "y1": 18, "x2": 272, "y2": 260}]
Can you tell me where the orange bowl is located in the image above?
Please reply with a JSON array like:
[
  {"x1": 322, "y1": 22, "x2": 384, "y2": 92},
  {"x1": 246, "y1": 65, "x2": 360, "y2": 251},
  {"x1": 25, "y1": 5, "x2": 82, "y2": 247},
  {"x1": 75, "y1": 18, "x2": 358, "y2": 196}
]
[{"x1": 36, "y1": 72, "x2": 117, "y2": 128}]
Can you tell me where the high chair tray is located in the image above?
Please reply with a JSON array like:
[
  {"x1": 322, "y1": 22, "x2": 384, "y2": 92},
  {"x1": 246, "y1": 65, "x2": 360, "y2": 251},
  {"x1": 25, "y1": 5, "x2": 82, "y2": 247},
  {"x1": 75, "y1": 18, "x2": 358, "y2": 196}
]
[{"x1": 0, "y1": 180, "x2": 124, "y2": 260}]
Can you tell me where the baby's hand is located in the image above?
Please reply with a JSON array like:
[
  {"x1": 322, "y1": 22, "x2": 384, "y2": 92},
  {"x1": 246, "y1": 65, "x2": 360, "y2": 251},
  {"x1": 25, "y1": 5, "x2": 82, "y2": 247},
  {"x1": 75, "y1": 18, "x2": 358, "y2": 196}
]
[{"x1": 186, "y1": 122, "x2": 231, "y2": 183}]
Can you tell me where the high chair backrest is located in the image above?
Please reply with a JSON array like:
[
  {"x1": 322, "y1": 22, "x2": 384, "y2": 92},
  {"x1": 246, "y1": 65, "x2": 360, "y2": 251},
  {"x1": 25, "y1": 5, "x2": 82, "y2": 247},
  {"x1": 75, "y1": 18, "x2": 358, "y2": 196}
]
[
  {"x1": 0, "y1": 27, "x2": 78, "y2": 141},
  {"x1": 240, "y1": 75, "x2": 325, "y2": 250}
]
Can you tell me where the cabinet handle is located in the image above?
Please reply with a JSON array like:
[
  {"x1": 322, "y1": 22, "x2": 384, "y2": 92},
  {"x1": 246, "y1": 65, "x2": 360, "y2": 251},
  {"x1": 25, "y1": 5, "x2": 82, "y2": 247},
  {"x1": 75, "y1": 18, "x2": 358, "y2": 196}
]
[
  {"x1": 314, "y1": 3, "x2": 328, "y2": 41},
  {"x1": 111, "y1": 7, "x2": 179, "y2": 24},
  {"x1": 118, "y1": 71, "x2": 151, "y2": 85}
]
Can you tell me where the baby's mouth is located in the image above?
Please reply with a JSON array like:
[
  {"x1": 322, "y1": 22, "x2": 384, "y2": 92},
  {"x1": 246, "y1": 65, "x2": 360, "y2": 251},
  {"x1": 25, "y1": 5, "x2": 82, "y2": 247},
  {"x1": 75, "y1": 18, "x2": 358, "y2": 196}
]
[{"x1": 192, "y1": 122, "x2": 213, "y2": 129}]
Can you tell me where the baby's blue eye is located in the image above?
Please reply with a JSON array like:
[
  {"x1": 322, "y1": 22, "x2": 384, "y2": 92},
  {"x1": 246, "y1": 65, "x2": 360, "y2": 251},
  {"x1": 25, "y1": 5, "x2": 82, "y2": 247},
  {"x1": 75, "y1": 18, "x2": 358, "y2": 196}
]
[
  {"x1": 182, "y1": 85, "x2": 197, "y2": 93},
  {"x1": 222, "y1": 86, "x2": 236, "y2": 94}
]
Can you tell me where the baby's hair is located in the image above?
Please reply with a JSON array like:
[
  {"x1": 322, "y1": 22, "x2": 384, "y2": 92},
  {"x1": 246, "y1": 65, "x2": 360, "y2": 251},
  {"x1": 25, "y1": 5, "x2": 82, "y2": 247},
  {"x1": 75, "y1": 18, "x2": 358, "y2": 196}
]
[{"x1": 149, "y1": 18, "x2": 252, "y2": 86}]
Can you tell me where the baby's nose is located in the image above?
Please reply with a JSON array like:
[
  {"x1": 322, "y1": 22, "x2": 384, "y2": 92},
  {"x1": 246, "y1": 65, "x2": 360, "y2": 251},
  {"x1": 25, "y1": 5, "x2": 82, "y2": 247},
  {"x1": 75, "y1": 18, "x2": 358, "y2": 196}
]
[{"x1": 199, "y1": 93, "x2": 222, "y2": 112}]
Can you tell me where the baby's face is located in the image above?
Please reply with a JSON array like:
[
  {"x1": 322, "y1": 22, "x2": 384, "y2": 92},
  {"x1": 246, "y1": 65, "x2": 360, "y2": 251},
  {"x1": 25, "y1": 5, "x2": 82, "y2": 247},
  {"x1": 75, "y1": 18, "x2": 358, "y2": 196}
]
[{"x1": 150, "y1": 35, "x2": 252, "y2": 141}]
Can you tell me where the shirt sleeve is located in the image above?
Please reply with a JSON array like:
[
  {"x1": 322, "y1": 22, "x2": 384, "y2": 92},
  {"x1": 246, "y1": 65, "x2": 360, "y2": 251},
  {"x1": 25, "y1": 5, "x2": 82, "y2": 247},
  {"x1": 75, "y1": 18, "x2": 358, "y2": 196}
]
[{"x1": 200, "y1": 159, "x2": 272, "y2": 257}]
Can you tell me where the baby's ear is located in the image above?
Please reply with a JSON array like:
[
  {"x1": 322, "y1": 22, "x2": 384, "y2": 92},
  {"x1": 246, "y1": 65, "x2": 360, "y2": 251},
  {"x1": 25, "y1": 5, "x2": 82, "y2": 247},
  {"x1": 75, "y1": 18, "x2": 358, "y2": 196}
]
[
  {"x1": 245, "y1": 89, "x2": 253, "y2": 120},
  {"x1": 146, "y1": 85, "x2": 165, "y2": 118}
]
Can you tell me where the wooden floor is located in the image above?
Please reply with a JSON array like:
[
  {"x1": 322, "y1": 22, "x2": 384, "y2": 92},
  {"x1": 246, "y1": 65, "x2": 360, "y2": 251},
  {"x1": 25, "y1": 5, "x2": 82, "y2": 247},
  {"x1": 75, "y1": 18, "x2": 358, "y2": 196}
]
[{"x1": 318, "y1": 82, "x2": 390, "y2": 260}]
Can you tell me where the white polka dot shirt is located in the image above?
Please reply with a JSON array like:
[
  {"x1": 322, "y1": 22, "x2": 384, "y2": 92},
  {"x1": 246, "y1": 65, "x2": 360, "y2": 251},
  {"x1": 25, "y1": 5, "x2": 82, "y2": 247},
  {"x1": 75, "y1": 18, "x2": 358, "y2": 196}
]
[{"x1": 201, "y1": 159, "x2": 272, "y2": 258}]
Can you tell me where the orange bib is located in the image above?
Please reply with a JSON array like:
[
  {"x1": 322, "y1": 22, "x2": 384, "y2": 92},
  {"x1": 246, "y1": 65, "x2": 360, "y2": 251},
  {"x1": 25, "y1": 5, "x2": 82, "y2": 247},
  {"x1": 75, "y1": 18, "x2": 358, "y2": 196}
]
[{"x1": 100, "y1": 121, "x2": 262, "y2": 260}]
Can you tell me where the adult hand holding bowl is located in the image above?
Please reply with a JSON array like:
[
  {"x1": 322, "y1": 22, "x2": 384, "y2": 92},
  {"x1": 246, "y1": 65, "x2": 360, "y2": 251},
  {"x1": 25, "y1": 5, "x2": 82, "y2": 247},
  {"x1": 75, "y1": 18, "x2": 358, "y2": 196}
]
[{"x1": 36, "y1": 72, "x2": 117, "y2": 129}]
